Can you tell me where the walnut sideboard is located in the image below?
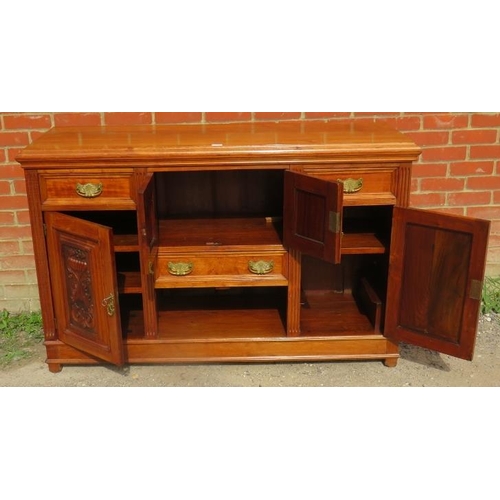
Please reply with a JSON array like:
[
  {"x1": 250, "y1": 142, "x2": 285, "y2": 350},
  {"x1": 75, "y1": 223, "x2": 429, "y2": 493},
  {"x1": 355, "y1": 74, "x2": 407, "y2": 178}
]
[{"x1": 16, "y1": 121, "x2": 490, "y2": 373}]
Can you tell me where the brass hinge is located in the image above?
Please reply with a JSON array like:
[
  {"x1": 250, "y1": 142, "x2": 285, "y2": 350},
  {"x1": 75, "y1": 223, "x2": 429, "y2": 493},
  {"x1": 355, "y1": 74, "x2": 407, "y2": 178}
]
[
  {"x1": 329, "y1": 211, "x2": 341, "y2": 234},
  {"x1": 469, "y1": 279, "x2": 483, "y2": 301}
]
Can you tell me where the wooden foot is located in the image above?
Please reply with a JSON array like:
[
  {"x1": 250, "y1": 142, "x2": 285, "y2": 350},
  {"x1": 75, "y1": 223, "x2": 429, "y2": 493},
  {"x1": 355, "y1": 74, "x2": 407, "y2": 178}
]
[
  {"x1": 48, "y1": 363, "x2": 62, "y2": 373},
  {"x1": 383, "y1": 357, "x2": 398, "y2": 368}
]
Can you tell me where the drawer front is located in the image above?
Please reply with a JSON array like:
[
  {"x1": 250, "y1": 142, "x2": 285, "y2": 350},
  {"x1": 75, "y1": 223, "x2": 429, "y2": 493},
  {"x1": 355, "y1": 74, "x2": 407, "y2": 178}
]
[
  {"x1": 302, "y1": 165, "x2": 398, "y2": 206},
  {"x1": 156, "y1": 251, "x2": 288, "y2": 288},
  {"x1": 40, "y1": 172, "x2": 135, "y2": 209}
]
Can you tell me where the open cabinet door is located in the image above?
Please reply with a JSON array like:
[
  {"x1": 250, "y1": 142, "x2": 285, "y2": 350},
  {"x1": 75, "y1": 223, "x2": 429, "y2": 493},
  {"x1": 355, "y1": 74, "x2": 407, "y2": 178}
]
[
  {"x1": 137, "y1": 173, "x2": 158, "y2": 337},
  {"x1": 283, "y1": 171, "x2": 343, "y2": 264},
  {"x1": 385, "y1": 207, "x2": 490, "y2": 360},
  {"x1": 45, "y1": 212, "x2": 124, "y2": 365}
]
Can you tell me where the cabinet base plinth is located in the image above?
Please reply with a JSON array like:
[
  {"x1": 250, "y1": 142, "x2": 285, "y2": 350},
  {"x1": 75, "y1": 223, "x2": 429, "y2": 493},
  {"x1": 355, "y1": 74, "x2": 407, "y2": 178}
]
[{"x1": 44, "y1": 336, "x2": 400, "y2": 371}]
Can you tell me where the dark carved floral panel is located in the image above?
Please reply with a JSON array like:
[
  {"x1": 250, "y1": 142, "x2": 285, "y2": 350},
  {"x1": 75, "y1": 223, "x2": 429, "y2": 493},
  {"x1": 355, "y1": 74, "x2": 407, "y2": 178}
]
[{"x1": 63, "y1": 244, "x2": 95, "y2": 333}]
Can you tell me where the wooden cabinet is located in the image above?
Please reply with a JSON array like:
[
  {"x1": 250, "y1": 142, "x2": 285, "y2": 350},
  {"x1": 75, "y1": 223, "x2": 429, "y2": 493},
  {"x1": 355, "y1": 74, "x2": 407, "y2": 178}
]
[{"x1": 17, "y1": 122, "x2": 490, "y2": 372}]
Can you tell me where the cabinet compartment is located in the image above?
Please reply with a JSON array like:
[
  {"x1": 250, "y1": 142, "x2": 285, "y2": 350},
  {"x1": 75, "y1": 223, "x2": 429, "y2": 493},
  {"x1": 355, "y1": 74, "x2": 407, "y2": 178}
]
[
  {"x1": 341, "y1": 205, "x2": 392, "y2": 255},
  {"x1": 155, "y1": 169, "x2": 284, "y2": 219},
  {"x1": 156, "y1": 287, "x2": 288, "y2": 339},
  {"x1": 299, "y1": 254, "x2": 388, "y2": 337}
]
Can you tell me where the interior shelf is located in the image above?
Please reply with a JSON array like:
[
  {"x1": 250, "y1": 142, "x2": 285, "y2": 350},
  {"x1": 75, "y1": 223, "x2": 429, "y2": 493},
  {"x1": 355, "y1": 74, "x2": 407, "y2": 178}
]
[
  {"x1": 155, "y1": 288, "x2": 287, "y2": 339},
  {"x1": 114, "y1": 234, "x2": 139, "y2": 252},
  {"x1": 158, "y1": 217, "x2": 284, "y2": 250},
  {"x1": 117, "y1": 271, "x2": 142, "y2": 294},
  {"x1": 341, "y1": 233, "x2": 387, "y2": 254}
]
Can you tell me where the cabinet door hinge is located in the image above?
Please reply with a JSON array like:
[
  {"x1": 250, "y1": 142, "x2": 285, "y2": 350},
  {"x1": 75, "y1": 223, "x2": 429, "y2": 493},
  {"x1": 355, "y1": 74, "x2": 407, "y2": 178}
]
[
  {"x1": 469, "y1": 279, "x2": 483, "y2": 301},
  {"x1": 329, "y1": 211, "x2": 341, "y2": 234}
]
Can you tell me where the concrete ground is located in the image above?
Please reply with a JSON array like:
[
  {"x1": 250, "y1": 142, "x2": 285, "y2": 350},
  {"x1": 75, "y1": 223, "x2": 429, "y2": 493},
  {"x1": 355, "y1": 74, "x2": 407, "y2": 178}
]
[{"x1": 1, "y1": 313, "x2": 499, "y2": 387}]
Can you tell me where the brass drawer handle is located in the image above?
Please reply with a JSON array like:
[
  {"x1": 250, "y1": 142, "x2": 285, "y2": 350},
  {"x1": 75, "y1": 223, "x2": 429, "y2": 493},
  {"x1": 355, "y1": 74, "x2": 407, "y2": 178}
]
[
  {"x1": 248, "y1": 260, "x2": 274, "y2": 275},
  {"x1": 338, "y1": 178, "x2": 363, "y2": 194},
  {"x1": 167, "y1": 262, "x2": 193, "y2": 276},
  {"x1": 76, "y1": 182, "x2": 103, "y2": 198},
  {"x1": 102, "y1": 292, "x2": 116, "y2": 316}
]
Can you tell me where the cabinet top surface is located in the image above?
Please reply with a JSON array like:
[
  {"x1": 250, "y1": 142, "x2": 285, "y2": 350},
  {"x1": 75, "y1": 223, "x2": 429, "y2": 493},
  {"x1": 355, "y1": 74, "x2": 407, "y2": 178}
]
[{"x1": 17, "y1": 121, "x2": 421, "y2": 167}]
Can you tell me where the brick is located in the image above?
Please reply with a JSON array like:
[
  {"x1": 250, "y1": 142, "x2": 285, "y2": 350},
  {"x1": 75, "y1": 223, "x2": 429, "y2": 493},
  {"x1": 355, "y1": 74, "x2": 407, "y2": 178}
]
[
  {"x1": 448, "y1": 191, "x2": 491, "y2": 206},
  {"x1": 353, "y1": 112, "x2": 402, "y2": 117},
  {"x1": 467, "y1": 176, "x2": 500, "y2": 190},
  {"x1": 471, "y1": 113, "x2": 500, "y2": 127},
  {"x1": 411, "y1": 163, "x2": 448, "y2": 177},
  {"x1": 0, "y1": 270, "x2": 27, "y2": 284},
  {"x1": 13, "y1": 179, "x2": 26, "y2": 194},
  {"x1": 3, "y1": 284, "x2": 40, "y2": 299},
  {"x1": 467, "y1": 206, "x2": 500, "y2": 220},
  {"x1": 452, "y1": 129, "x2": 498, "y2": 144},
  {"x1": 406, "y1": 131, "x2": 449, "y2": 146},
  {"x1": 494, "y1": 191, "x2": 500, "y2": 204},
  {"x1": 0, "y1": 195, "x2": 29, "y2": 210},
  {"x1": 3, "y1": 114, "x2": 51, "y2": 129},
  {"x1": 205, "y1": 112, "x2": 252, "y2": 122},
  {"x1": 423, "y1": 114, "x2": 469, "y2": 129},
  {"x1": 0, "y1": 240, "x2": 20, "y2": 255},
  {"x1": 26, "y1": 269, "x2": 38, "y2": 282},
  {"x1": 420, "y1": 177, "x2": 465, "y2": 191},
  {"x1": 0, "y1": 132, "x2": 30, "y2": 147},
  {"x1": 54, "y1": 113, "x2": 102, "y2": 126},
  {"x1": 490, "y1": 221, "x2": 500, "y2": 233},
  {"x1": 15, "y1": 210, "x2": 32, "y2": 225},
  {"x1": 7, "y1": 148, "x2": 26, "y2": 164},
  {"x1": 0, "y1": 180, "x2": 11, "y2": 195},
  {"x1": 470, "y1": 145, "x2": 500, "y2": 159},
  {"x1": 155, "y1": 112, "x2": 202, "y2": 124},
  {"x1": 421, "y1": 146, "x2": 467, "y2": 161},
  {"x1": 374, "y1": 116, "x2": 422, "y2": 131},
  {"x1": 0, "y1": 298, "x2": 39, "y2": 313},
  {"x1": 104, "y1": 113, "x2": 153, "y2": 125},
  {"x1": 304, "y1": 112, "x2": 352, "y2": 119},
  {"x1": 29, "y1": 131, "x2": 46, "y2": 142},
  {"x1": 0, "y1": 149, "x2": 6, "y2": 163},
  {"x1": 20, "y1": 239, "x2": 34, "y2": 255},
  {"x1": 1, "y1": 224, "x2": 33, "y2": 238},
  {"x1": 430, "y1": 207, "x2": 466, "y2": 216},
  {"x1": 0, "y1": 211, "x2": 15, "y2": 224},
  {"x1": 450, "y1": 161, "x2": 494, "y2": 176},
  {"x1": 255, "y1": 112, "x2": 301, "y2": 121},
  {"x1": 409, "y1": 192, "x2": 446, "y2": 207},
  {"x1": 0, "y1": 255, "x2": 36, "y2": 270}
]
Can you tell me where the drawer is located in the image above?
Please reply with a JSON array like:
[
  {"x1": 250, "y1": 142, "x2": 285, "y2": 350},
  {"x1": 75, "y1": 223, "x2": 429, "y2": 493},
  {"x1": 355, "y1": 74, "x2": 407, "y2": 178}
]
[
  {"x1": 302, "y1": 165, "x2": 398, "y2": 206},
  {"x1": 155, "y1": 250, "x2": 288, "y2": 288},
  {"x1": 40, "y1": 172, "x2": 135, "y2": 209}
]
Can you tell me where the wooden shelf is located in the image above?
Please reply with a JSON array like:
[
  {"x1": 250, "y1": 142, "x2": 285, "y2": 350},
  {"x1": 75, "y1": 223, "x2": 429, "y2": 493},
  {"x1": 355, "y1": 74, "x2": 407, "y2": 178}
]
[
  {"x1": 159, "y1": 217, "x2": 284, "y2": 251},
  {"x1": 341, "y1": 233, "x2": 387, "y2": 254},
  {"x1": 114, "y1": 234, "x2": 139, "y2": 252},
  {"x1": 117, "y1": 271, "x2": 142, "y2": 294}
]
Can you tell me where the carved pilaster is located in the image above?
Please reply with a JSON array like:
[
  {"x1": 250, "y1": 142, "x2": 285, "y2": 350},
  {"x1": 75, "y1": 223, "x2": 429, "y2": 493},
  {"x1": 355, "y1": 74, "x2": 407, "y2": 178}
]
[
  {"x1": 286, "y1": 247, "x2": 302, "y2": 337},
  {"x1": 24, "y1": 170, "x2": 57, "y2": 340}
]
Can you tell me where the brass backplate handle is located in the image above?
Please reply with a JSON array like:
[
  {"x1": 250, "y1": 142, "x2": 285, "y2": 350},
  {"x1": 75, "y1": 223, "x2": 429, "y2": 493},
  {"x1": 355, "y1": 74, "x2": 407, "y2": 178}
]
[
  {"x1": 248, "y1": 260, "x2": 274, "y2": 275},
  {"x1": 76, "y1": 182, "x2": 103, "y2": 198},
  {"x1": 102, "y1": 292, "x2": 115, "y2": 317},
  {"x1": 338, "y1": 178, "x2": 363, "y2": 194},
  {"x1": 168, "y1": 262, "x2": 193, "y2": 276}
]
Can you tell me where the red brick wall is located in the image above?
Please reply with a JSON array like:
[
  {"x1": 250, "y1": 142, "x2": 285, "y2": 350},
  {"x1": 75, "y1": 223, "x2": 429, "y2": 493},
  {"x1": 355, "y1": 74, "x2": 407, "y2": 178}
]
[{"x1": 1, "y1": 112, "x2": 499, "y2": 311}]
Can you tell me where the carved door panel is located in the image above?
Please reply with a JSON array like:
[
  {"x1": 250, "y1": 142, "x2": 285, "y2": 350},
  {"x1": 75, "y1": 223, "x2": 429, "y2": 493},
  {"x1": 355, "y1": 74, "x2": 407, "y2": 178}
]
[
  {"x1": 45, "y1": 212, "x2": 124, "y2": 365},
  {"x1": 385, "y1": 207, "x2": 490, "y2": 360},
  {"x1": 283, "y1": 171, "x2": 343, "y2": 264},
  {"x1": 137, "y1": 173, "x2": 158, "y2": 337}
]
